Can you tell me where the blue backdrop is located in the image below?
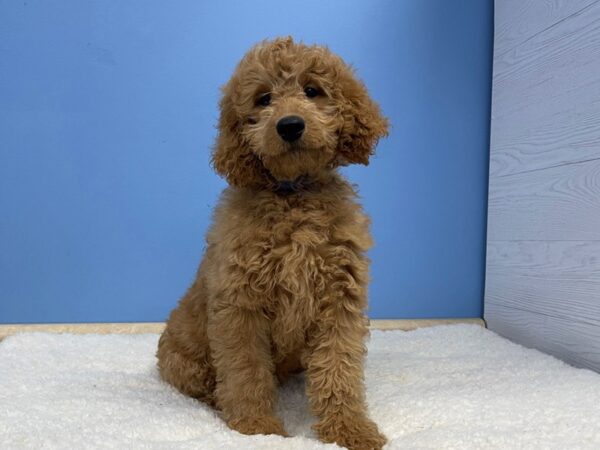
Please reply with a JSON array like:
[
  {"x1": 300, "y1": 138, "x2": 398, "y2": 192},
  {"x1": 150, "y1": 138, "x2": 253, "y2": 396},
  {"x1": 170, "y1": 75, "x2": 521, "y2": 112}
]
[{"x1": 0, "y1": 0, "x2": 493, "y2": 323}]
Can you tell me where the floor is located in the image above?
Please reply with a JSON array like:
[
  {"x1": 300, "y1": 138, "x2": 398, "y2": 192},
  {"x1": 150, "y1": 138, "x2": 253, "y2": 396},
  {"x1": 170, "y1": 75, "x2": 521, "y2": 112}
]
[{"x1": 1, "y1": 324, "x2": 599, "y2": 449}]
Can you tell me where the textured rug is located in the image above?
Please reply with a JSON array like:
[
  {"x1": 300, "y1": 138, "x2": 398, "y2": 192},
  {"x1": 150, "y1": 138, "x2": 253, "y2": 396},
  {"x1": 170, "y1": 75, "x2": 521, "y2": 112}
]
[{"x1": 1, "y1": 324, "x2": 599, "y2": 449}]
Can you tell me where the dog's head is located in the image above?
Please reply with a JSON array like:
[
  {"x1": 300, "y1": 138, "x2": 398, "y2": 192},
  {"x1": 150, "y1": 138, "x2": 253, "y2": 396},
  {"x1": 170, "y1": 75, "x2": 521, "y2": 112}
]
[{"x1": 212, "y1": 37, "x2": 389, "y2": 188}]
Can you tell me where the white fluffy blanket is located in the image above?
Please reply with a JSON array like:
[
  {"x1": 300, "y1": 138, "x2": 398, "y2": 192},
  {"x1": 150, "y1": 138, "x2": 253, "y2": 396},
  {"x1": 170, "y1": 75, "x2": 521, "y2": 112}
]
[{"x1": 1, "y1": 325, "x2": 599, "y2": 449}]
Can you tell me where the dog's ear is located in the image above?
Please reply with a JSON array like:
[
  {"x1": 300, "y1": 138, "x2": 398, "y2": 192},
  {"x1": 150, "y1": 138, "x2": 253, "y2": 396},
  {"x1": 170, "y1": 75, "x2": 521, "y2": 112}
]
[
  {"x1": 335, "y1": 67, "x2": 389, "y2": 166},
  {"x1": 211, "y1": 83, "x2": 267, "y2": 188}
]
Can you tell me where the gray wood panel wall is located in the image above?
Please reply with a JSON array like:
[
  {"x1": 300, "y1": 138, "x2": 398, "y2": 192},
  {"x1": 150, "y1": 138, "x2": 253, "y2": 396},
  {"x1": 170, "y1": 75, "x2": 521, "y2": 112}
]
[{"x1": 485, "y1": 0, "x2": 600, "y2": 371}]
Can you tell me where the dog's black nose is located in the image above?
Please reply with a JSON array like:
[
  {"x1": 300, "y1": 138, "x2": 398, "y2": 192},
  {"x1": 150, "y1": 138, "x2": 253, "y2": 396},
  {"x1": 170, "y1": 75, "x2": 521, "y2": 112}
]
[{"x1": 276, "y1": 115, "x2": 305, "y2": 142}]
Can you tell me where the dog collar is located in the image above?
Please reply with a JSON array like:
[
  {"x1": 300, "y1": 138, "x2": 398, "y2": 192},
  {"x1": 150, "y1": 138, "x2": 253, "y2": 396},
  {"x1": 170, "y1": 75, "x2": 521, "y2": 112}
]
[{"x1": 272, "y1": 175, "x2": 312, "y2": 196}]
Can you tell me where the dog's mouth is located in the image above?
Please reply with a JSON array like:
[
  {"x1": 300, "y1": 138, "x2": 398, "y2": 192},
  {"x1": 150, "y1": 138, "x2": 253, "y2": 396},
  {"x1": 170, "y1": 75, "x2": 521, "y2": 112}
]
[{"x1": 282, "y1": 140, "x2": 305, "y2": 152}]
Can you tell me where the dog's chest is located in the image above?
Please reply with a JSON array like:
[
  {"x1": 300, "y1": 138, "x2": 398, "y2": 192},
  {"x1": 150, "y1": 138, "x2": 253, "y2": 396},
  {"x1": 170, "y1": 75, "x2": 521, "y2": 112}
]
[
  {"x1": 212, "y1": 187, "x2": 371, "y2": 355},
  {"x1": 256, "y1": 202, "x2": 337, "y2": 354},
  {"x1": 263, "y1": 204, "x2": 332, "y2": 302}
]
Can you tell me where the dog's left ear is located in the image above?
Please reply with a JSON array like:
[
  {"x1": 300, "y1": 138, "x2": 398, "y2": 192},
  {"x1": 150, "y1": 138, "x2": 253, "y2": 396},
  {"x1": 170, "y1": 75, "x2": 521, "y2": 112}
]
[{"x1": 335, "y1": 68, "x2": 389, "y2": 166}]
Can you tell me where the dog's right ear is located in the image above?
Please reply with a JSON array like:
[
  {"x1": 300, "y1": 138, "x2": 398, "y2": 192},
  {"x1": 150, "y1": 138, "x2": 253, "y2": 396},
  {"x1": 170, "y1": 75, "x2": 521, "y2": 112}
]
[{"x1": 211, "y1": 83, "x2": 267, "y2": 188}]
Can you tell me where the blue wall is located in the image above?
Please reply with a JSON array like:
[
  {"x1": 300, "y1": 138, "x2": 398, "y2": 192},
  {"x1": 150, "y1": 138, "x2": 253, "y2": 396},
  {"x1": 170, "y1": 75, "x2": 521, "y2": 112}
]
[{"x1": 0, "y1": 0, "x2": 493, "y2": 323}]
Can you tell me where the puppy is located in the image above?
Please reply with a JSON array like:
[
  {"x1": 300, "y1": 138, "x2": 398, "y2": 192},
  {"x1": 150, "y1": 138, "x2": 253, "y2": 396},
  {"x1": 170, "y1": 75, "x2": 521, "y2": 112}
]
[{"x1": 157, "y1": 37, "x2": 388, "y2": 450}]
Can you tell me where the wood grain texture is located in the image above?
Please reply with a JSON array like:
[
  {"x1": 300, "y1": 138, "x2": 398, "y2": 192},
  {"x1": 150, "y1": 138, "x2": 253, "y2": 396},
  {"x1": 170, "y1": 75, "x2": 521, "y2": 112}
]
[
  {"x1": 486, "y1": 0, "x2": 600, "y2": 372},
  {"x1": 485, "y1": 302, "x2": 600, "y2": 371},
  {"x1": 488, "y1": 158, "x2": 600, "y2": 241},
  {"x1": 0, "y1": 319, "x2": 485, "y2": 341},
  {"x1": 368, "y1": 318, "x2": 485, "y2": 331},
  {"x1": 491, "y1": 0, "x2": 600, "y2": 177},
  {"x1": 0, "y1": 322, "x2": 167, "y2": 340},
  {"x1": 494, "y1": 0, "x2": 596, "y2": 55},
  {"x1": 486, "y1": 240, "x2": 600, "y2": 325}
]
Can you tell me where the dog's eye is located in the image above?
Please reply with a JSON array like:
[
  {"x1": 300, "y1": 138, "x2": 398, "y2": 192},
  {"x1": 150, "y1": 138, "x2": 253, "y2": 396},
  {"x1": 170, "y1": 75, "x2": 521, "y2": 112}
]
[
  {"x1": 304, "y1": 86, "x2": 320, "y2": 98},
  {"x1": 256, "y1": 93, "x2": 271, "y2": 107}
]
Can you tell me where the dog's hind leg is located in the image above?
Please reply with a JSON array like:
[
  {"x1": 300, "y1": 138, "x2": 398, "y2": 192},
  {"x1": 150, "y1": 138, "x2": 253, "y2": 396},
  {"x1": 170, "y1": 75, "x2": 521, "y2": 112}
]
[{"x1": 156, "y1": 282, "x2": 217, "y2": 408}]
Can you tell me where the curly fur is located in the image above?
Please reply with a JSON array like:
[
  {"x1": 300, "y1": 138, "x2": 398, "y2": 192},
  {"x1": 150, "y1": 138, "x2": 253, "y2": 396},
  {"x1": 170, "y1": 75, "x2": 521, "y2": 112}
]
[{"x1": 157, "y1": 37, "x2": 389, "y2": 450}]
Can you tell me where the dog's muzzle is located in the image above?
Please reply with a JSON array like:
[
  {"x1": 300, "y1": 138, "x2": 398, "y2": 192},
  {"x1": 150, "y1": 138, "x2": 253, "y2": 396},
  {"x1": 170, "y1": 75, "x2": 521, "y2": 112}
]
[{"x1": 276, "y1": 115, "x2": 305, "y2": 142}]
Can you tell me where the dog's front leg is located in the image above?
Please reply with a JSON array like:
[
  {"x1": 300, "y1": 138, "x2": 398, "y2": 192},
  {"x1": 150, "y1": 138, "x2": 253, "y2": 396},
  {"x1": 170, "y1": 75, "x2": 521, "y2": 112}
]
[
  {"x1": 306, "y1": 299, "x2": 386, "y2": 450},
  {"x1": 207, "y1": 302, "x2": 287, "y2": 437}
]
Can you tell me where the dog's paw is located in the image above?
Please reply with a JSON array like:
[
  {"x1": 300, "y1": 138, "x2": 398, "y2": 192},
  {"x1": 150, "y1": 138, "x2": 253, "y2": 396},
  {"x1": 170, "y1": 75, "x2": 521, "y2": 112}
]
[
  {"x1": 227, "y1": 415, "x2": 288, "y2": 437},
  {"x1": 315, "y1": 416, "x2": 386, "y2": 450}
]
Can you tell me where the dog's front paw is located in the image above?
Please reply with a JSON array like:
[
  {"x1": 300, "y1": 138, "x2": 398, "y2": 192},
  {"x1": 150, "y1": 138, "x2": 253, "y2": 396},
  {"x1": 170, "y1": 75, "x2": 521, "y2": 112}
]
[
  {"x1": 227, "y1": 415, "x2": 288, "y2": 437},
  {"x1": 315, "y1": 416, "x2": 386, "y2": 450}
]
